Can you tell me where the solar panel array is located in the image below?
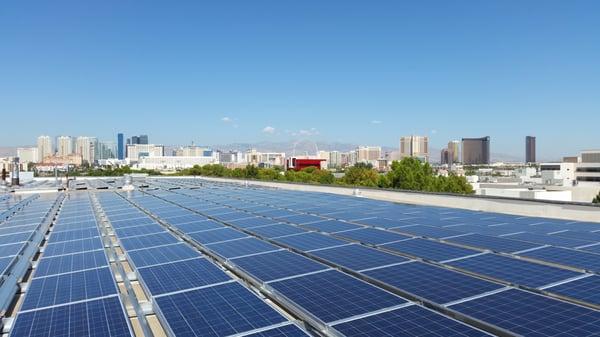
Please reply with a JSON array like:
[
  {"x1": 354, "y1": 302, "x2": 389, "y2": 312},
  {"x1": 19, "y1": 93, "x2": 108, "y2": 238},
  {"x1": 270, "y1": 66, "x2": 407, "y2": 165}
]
[{"x1": 4, "y1": 177, "x2": 600, "y2": 337}]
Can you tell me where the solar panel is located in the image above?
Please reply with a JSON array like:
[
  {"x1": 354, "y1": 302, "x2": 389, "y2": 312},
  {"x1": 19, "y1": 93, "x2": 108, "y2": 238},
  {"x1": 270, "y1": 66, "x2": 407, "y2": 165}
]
[
  {"x1": 446, "y1": 253, "x2": 581, "y2": 288},
  {"x1": 381, "y1": 238, "x2": 480, "y2": 262},
  {"x1": 365, "y1": 261, "x2": 503, "y2": 304},
  {"x1": 0, "y1": 232, "x2": 34, "y2": 245},
  {"x1": 300, "y1": 219, "x2": 362, "y2": 233},
  {"x1": 392, "y1": 225, "x2": 465, "y2": 239},
  {"x1": 188, "y1": 227, "x2": 248, "y2": 244},
  {"x1": 277, "y1": 214, "x2": 325, "y2": 225},
  {"x1": 519, "y1": 246, "x2": 600, "y2": 272},
  {"x1": 247, "y1": 223, "x2": 308, "y2": 238},
  {"x1": 155, "y1": 282, "x2": 287, "y2": 337},
  {"x1": 21, "y1": 267, "x2": 117, "y2": 310},
  {"x1": 35, "y1": 250, "x2": 108, "y2": 278},
  {"x1": 0, "y1": 256, "x2": 15, "y2": 275},
  {"x1": 269, "y1": 270, "x2": 406, "y2": 323},
  {"x1": 549, "y1": 230, "x2": 600, "y2": 243},
  {"x1": 449, "y1": 289, "x2": 600, "y2": 337},
  {"x1": 503, "y1": 232, "x2": 593, "y2": 248},
  {"x1": 273, "y1": 232, "x2": 347, "y2": 252},
  {"x1": 48, "y1": 228, "x2": 100, "y2": 243},
  {"x1": 42, "y1": 237, "x2": 104, "y2": 257},
  {"x1": 113, "y1": 224, "x2": 165, "y2": 238},
  {"x1": 232, "y1": 250, "x2": 328, "y2": 282},
  {"x1": 333, "y1": 305, "x2": 490, "y2": 337},
  {"x1": 242, "y1": 324, "x2": 310, "y2": 337},
  {"x1": 0, "y1": 224, "x2": 38, "y2": 236},
  {"x1": 227, "y1": 217, "x2": 280, "y2": 228},
  {"x1": 174, "y1": 220, "x2": 225, "y2": 233},
  {"x1": 445, "y1": 233, "x2": 542, "y2": 253},
  {"x1": 0, "y1": 242, "x2": 24, "y2": 257},
  {"x1": 13, "y1": 296, "x2": 132, "y2": 337},
  {"x1": 310, "y1": 244, "x2": 408, "y2": 271},
  {"x1": 126, "y1": 243, "x2": 201, "y2": 268},
  {"x1": 206, "y1": 237, "x2": 280, "y2": 259},
  {"x1": 119, "y1": 232, "x2": 179, "y2": 251},
  {"x1": 138, "y1": 258, "x2": 230, "y2": 296},
  {"x1": 545, "y1": 275, "x2": 600, "y2": 306},
  {"x1": 334, "y1": 228, "x2": 411, "y2": 245}
]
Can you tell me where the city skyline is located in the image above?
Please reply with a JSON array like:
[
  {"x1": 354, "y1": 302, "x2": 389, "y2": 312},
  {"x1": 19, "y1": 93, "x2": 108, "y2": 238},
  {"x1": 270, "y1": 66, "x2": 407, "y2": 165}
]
[{"x1": 1, "y1": 1, "x2": 599, "y2": 159}]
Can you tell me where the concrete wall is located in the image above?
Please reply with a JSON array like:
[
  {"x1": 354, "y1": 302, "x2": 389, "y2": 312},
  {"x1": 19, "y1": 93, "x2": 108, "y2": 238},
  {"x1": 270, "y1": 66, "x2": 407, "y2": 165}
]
[{"x1": 189, "y1": 176, "x2": 600, "y2": 223}]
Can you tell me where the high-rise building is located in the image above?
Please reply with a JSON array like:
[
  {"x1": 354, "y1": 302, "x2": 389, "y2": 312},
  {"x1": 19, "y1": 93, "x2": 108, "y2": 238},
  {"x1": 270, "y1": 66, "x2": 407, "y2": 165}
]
[
  {"x1": 97, "y1": 141, "x2": 117, "y2": 160},
  {"x1": 328, "y1": 151, "x2": 342, "y2": 168},
  {"x1": 57, "y1": 136, "x2": 73, "y2": 156},
  {"x1": 399, "y1": 136, "x2": 429, "y2": 162},
  {"x1": 447, "y1": 140, "x2": 460, "y2": 164},
  {"x1": 36, "y1": 135, "x2": 52, "y2": 162},
  {"x1": 526, "y1": 136, "x2": 536, "y2": 163},
  {"x1": 138, "y1": 134, "x2": 149, "y2": 144},
  {"x1": 440, "y1": 149, "x2": 449, "y2": 165},
  {"x1": 356, "y1": 146, "x2": 382, "y2": 162},
  {"x1": 75, "y1": 136, "x2": 96, "y2": 164},
  {"x1": 117, "y1": 133, "x2": 125, "y2": 160},
  {"x1": 462, "y1": 136, "x2": 490, "y2": 165}
]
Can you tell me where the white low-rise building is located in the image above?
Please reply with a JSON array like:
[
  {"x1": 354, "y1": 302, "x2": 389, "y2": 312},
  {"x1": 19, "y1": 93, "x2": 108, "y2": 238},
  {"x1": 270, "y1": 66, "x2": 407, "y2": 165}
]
[{"x1": 133, "y1": 155, "x2": 218, "y2": 171}]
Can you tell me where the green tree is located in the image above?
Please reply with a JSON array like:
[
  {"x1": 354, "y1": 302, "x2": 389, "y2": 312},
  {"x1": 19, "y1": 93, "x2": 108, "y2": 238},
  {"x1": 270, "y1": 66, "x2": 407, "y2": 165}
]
[
  {"x1": 341, "y1": 164, "x2": 380, "y2": 187},
  {"x1": 593, "y1": 191, "x2": 600, "y2": 204}
]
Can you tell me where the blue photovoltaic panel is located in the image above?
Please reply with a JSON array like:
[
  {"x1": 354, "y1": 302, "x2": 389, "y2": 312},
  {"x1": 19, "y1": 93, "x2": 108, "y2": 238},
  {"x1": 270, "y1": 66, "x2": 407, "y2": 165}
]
[
  {"x1": 519, "y1": 246, "x2": 600, "y2": 272},
  {"x1": 445, "y1": 233, "x2": 541, "y2": 253},
  {"x1": 0, "y1": 242, "x2": 24, "y2": 257},
  {"x1": 0, "y1": 224, "x2": 38, "y2": 236},
  {"x1": 42, "y1": 237, "x2": 104, "y2": 257},
  {"x1": 273, "y1": 232, "x2": 347, "y2": 252},
  {"x1": 175, "y1": 220, "x2": 224, "y2": 233},
  {"x1": 138, "y1": 258, "x2": 230, "y2": 296},
  {"x1": 35, "y1": 250, "x2": 108, "y2": 278},
  {"x1": 0, "y1": 232, "x2": 33, "y2": 245},
  {"x1": 450, "y1": 289, "x2": 600, "y2": 337},
  {"x1": 243, "y1": 324, "x2": 310, "y2": 337},
  {"x1": 188, "y1": 228, "x2": 248, "y2": 244},
  {"x1": 278, "y1": 214, "x2": 325, "y2": 225},
  {"x1": 227, "y1": 217, "x2": 280, "y2": 229},
  {"x1": 127, "y1": 243, "x2": 201, "y2": 268},
  {"x1": 48, "y1": 228, "x2": 100, "y2": 243},
  {"x1": 382, "y1": 238, "x2": 479, "y2": 262},
  {"x1": 310, "y1": 244, "x2": 408, "y2": 271},
  {"x1": 365, "y1": 262, "x2": 503, "y2": 304},
  {"x1": 1, "y1": 256, "x2": 14, "y2": 275},
  {"x1": 212, "y1": 211, "x2": 253, "y2": 222},
  {"x1": 334, "y1": 305, "x2": 490, "y2": 337},
  {"x1": 546, "y1": 275, "x2": 600, "y2": 306},
  {"x1": 446, "y1": 253, "x2": 581, "y2": 288},
  {"x1": 11, "y1": 296, "x2": 132, "y2": 337},
  {"x1": 21, "y1": 267, "x2": 117, "y2": 310},
  {"x1": 113, "y1": 224, "x2": 165, "y2": 238},
  {"x1": 352, "y1": 217, "x2": 416, "y2": 228},
  {"x1": 232, "y1": 250, "x2": 328, "y2": 282},
  {"x1": 334, "y1": 228, "x2": 411, "y2": 245},
  {"x1": 301, "y1": 220, "x2": 362, "y2": 233},
  {"x1": 119, "y1": 232, "x2": 179, "y2": 251},
  {"x1": 247, "y1": 223, "x2": 307, "y2": 238},
  {"x1": 503, "y1": 232, "x2": 592, "y2": 248},
  {"x1": 392, "y1": 225, "x2": 465, "y2": 239},
  {"x1": 549, "y1": 230, "x2": 600, "y2": 243},
  {"x1": 155, "y1": 282, "x2": 286, "y2": 337},
  {"x1": 580, "y1": 244, "x2": 600, "y2": 254},
  {"x1": 206, "y1": 237, "x2": 280, "y2": 259},
  {"x1": 269, "y1": 270, "x2": 406, "y2": 323}
]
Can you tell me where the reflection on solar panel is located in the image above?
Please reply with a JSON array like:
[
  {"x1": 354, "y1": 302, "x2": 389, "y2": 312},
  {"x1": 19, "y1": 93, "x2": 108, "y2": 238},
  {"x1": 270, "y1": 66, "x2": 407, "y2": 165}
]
[
  {"x1": 138, "y1": 258, "x2": 230, "y2": 296},
  {"x1": 232, "y1": 250, "x2": 328, "y2": 282},
  {"x1": 365, "y1": 262, "x2": 503, "y2": 304},
  {"x1": 310, "y1": 244, "x2": 408, "y2": 271},
  {"x1": 43, "y1": 237, "x2": 104, "y2": 257},
  {"x1": 11, "y1": 296, "x2": 132, "y2": 337},
  {"x1": 546, "y1": 275, "x2": 600, "y2": 306},
  {"x1": 22, "y1": 267, "x2": 117, "y2": 310},
  {"x1": 445, "y1": 233, "x2": 541, "y2": 253},
  {"x1": 206, "y1": 237, "x2": 280, "y2": 259},
  {"x1": 269, "y1": 270, "x2": 405, "y2": 323},
  {"x1": 333, "y1": 305, "x2": 490, "y2": 337},
  {"x1": 155, "y1": 282, "x2": 286, "y2": 337},
  {"x1": 127, "y1": 243, "x2": 201, "y2": 268},
  {"x1": 450, "y1": 289, "x2": 600, "y2": 337},
  {"x1": 334, "y1": 228, "x2": 411, "y2": 245},
  {"x1": 446, "y1": 253, "x2": 581, "y2": 288},
  {"x1": 243, "y1": 324, "x2": 310, "y2": 337},
  {"x1": 273, "y1": 232, "x2": 347, "y2": 251},
  {"x1": 119, "y1": 232, "x2": 179, "y2": 251},
  {"x1": 519, "y1": 246, "x2": 600, "y2": 272},
  {"x1": 188, "y1": 227, "x2": 248, "y2": 244},
  {"x1": 382, "y1": 238, "x2": 479, "y2": 262}
]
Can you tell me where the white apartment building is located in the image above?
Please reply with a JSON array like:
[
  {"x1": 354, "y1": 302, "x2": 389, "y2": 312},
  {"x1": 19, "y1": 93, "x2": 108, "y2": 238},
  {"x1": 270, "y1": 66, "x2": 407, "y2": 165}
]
[
  {"x1": 126, "y1": 144, "x2": 165, "y2": 161},
  {"x1": 57, "y1": 136, "x2": 73, "y2": 156},
  {"x1": 17, "y1": 147, "x2": 39, "y2": 163},
  {"x1": 245, "y1": 149, "x2": 285, "y2": 167},
  {"x1": 36, "y1": 135, "x2": 52, "y2": 162},
  {"x1": 75, "y1": 136, "x2": 96, "y2": 164},
  {"x1": 356, "y1": 146, "x2": 382, "y2": 162}
]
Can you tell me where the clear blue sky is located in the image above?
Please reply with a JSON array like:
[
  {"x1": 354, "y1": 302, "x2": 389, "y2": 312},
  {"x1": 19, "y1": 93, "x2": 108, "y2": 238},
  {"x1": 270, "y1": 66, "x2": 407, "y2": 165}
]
[{"x1": 1, "y1": 1, "x2": 599, "y2": 160}]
